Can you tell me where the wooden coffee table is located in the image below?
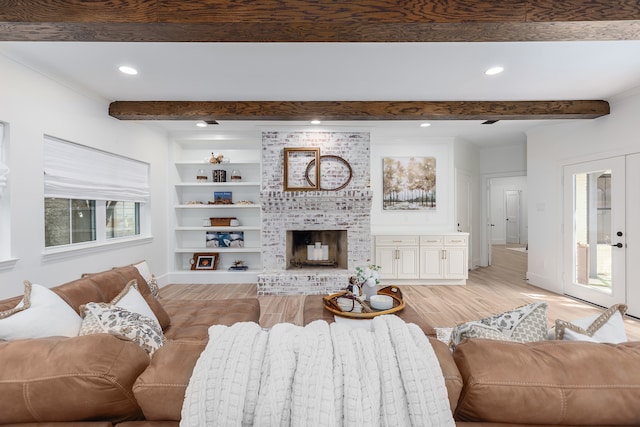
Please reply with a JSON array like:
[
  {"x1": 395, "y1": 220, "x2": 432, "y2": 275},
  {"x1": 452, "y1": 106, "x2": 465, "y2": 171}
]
[{"x1": 302, "y1": 293, "x2": 436, "y2": 338}]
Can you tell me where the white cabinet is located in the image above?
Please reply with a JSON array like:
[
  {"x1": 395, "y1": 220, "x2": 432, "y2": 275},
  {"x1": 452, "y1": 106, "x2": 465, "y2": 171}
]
[
  {"x1": 420, "y1": 235, "x2": 468, "y2": 282},
  {"x1": 442, "y1": 235, "x2": 468, "y2": 279},
  {"x1": 374, "y1": 236, "x2": 419, "y2": 279},
  {"x1": 374, "y1": 233, "x2": 468, "y2": 285},
  {"x1": 419, "y1": 236, "x2": 445, "y2": 279},
  {"x1": 171, "y1": 143, "x2": 262, "y2": 283}
]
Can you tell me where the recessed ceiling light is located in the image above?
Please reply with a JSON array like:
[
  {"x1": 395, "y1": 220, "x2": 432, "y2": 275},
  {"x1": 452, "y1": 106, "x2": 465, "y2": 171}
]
[
  {"x1": 420, "y1": 122, "x2": 431, "y2": 127},
  {"x1": 310, "y1": 120, "x2": 321, "y2": 125},
  {"x1": 196, "y1": 121, "x2": 207, "y2": 128},
  {"x1": 485, "y1": 66, "x2": 504, "y2": 76},
  {"x1": 118, "y1": 65, "x2": 138, "y2": 75}
]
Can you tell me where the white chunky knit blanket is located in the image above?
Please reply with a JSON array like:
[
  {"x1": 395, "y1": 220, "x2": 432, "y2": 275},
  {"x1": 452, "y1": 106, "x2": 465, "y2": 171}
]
[{"x1": 180, "y1": 315, "x2": 454, "y2": 427}]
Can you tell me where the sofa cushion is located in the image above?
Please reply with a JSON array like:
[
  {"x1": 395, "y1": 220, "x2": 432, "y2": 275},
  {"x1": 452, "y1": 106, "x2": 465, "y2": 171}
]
[
  {"x1": 0, "y1": 334, "x2": 149, "y2": 424},
  {"x1": 160, "y1": 298, "x2": 261, "y2": 341},
  {"x1": 133, "y1": 340, "x2": 207, "y2": 421},
  {"x1": 450, "y1": 302, "x2": 548, "y2": 349},
  {"x1": 453, "y1": 339, "x2": 640, "y2": 425},
  {"x1": 428, "y1": 337, "x2": 463, "y2": 413},
  {"x1": 0, "y1": 281, "x2": 82, "y2": 340}
]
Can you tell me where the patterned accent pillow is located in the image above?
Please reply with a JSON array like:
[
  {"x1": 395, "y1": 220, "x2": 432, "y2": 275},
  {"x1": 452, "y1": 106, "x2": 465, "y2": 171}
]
[
  {"x1": 147, "y1": 275, "x2": 160, "y2": 298},
  {"x1": 450, "y1": 302, "x2": 548, "y2": 349},
  {"x1": 555, "y1": 304, "x2": 628, "y2": 343},
  {"x1": 79, "y1": 302, "x2": 165, "y2": 356}
]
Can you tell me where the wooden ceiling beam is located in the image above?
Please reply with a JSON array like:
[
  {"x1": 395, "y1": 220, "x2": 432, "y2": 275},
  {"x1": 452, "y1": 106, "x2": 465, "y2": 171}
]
[
  {"x1": 1, "y1": 0, "x2": 639, "y2": 42},
  {"x1": 108, "y1": 100, "x2": 610, "y2": 121}
]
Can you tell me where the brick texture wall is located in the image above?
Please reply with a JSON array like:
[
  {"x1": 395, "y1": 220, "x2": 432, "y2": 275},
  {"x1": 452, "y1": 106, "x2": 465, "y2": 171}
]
[{"x1": 258, "y1": 131, "x2": 372, "y2": 295}]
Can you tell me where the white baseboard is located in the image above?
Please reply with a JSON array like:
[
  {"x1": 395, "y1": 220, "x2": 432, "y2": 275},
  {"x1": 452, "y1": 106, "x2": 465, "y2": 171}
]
[{"x1": 525, "y1": 272, "x2": 562, "y2": 294}]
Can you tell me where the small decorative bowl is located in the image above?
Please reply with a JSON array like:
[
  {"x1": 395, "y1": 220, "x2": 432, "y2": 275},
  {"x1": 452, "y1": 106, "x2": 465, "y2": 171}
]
[{"x1": 369, "y1": 294, "x2": 393, "y2": 311}]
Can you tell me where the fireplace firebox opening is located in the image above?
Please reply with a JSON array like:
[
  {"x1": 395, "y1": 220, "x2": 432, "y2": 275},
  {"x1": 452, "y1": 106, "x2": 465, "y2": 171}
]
[{"x1": 286, "y1": 230, "x2": 347, "y2": 269}]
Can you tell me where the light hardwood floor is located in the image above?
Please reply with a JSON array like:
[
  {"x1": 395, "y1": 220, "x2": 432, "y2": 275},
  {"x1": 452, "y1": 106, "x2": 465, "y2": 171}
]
[{"x1": 160, "y1": 245, "x2": 640, "y2": 340}]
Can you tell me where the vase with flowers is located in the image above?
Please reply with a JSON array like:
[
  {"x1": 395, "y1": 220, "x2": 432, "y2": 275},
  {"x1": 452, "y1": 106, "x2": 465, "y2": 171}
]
[{"x1": 356, "y1": 264, "x2": 381, "y2": 301}]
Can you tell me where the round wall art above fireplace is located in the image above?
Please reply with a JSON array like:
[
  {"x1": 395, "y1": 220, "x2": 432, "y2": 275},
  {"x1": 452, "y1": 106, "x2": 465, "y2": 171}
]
[{"x1": 304, "y1": 155, "x2": 353, "y2": 191}]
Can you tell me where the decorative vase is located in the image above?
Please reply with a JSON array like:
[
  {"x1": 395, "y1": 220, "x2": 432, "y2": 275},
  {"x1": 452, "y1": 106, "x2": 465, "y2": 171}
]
[{"x1": 363, "y1": 278, "x2": 378, "y2": 301}]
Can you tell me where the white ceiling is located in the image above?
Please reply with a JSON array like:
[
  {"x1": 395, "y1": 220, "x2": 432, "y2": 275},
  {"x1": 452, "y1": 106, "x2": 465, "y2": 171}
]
[{"x1": 2, "y1": 41, "x2": 640, "y2": 146}]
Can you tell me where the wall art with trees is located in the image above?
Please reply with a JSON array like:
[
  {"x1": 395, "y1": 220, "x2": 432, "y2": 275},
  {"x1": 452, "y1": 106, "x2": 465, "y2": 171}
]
[{"x1": 382, "y1": 157, "x2": 436, "y2": 210}]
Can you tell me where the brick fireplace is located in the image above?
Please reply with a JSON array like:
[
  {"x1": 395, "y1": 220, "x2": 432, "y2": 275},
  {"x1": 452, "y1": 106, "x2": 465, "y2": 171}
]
[{"x1": 258, "y1": 131, "x2": 373, "y2": 295}]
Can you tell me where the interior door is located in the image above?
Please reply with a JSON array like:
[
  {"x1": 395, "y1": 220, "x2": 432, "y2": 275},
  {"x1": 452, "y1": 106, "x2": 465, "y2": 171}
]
[
  {"x1": 563, "y1": 157, "x2": 626, "y2": 308},
  {"x1": 505, "y1": 190, "x2": 520, "y2": 244}
]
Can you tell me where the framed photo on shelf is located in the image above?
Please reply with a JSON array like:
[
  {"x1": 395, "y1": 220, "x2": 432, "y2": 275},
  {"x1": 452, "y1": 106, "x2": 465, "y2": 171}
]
[
  {"x1": 190, "y1": 252, "x2": 219, "y2": 270},
  {"x1": 213, "y1": 191, "x2": 233, "y2": 204},
  {"x1": 206, "y1": 231, "x2": 245, "y2": 248}
]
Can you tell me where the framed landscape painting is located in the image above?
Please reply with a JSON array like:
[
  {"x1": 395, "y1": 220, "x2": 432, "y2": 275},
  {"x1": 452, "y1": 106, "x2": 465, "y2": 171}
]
[{"x1": 383, "y1": 156, "x2": 436, "y2": 211}]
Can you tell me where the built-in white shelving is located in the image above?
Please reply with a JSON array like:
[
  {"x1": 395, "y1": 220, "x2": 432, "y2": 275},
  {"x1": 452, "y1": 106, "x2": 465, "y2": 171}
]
[{"x1": 170, "y1": 139, "x2": 262, "y2": 284}]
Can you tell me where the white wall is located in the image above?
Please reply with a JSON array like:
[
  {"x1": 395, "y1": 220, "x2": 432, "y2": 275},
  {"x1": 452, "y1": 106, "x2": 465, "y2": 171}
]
[
  {"x1": 477, "y1": 141, "x2": 527, "y2": 266},
  {"x1": 526, "y1": 88, "x2": 640, "y2": 294},
  {"x1": 480, "y1": 139, "x2": 527, "y2": 175},
  {"x1": 0, "y1": 53, "x2": 170, "y2": 299},
  {"x1": 369, "y1": 134, "x2": 457, "y2": 235}
]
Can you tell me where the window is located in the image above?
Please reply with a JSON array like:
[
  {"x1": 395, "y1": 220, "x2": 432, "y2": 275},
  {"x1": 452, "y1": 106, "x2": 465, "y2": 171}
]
[
  {"x1": 43, "y1": 137, "x2": 149, "y2": 249},
  {"x1": 45, "y1": 199, "x2": 96, "y2": 247},
  {"x1": 107, "y1": 200, "x2": 139, "y2": 238}
]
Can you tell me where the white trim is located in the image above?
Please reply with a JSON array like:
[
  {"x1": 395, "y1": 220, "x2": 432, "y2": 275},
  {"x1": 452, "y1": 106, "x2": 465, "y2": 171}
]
[
  {"x1": 0, "y1": 122, "x2": 7, "y2": 198},
  {"x1": 42, "y1": 236, "x2": 153, "y2": 262},
  {"x1": 0, "y1": 257, "x2": 18, "y2": 272}
]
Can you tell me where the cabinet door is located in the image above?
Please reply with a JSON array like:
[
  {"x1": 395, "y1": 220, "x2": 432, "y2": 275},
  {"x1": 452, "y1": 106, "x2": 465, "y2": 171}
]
[
  {"x1": 375, "y1": 246, "x2": 398, "y2": 279},
  {"x1": 397, "y1": 246, "x2": 420, "y2": 279},
  {"x1": 443, "y1": 247, "x2": 468, "y2": 279},
  {"x1": 420, "y1": 246, "x2": 443, "y2": 279}
]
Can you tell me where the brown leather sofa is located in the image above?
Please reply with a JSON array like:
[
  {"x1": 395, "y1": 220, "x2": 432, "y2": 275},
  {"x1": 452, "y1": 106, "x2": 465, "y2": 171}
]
[
  {"x1": 0, "y1": 264, "x2": 260, "y2": 426},
  {"x1": 2, "y1": 269, "x2": 640, "y2": 426}
]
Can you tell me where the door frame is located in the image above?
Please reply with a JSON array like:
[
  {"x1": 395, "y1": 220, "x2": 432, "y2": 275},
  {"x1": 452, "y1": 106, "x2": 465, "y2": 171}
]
[
  {"x1": 562, "y1": 156, "x2": 626, "y2": 308},
  {"x1": 455, "y1": 168, "x2": 473, "y2": 268},
  {"x1": 480, "y1": 171, "x2": 527, "y2": 267}
]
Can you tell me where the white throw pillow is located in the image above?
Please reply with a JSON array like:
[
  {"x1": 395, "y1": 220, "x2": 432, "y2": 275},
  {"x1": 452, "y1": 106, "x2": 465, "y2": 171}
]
[
  {"x1": 0, "y1": 281, "x2": 82, "y2": 340},
  {"x1": 555, "y1": 304, "x2": 628, "y2": 343},
  {"x1": 133, "y1": 260, "x2": 159, "y2": 298},
  {"x1": 110, "y1": 279, "x2": 161, "y2": 331}
]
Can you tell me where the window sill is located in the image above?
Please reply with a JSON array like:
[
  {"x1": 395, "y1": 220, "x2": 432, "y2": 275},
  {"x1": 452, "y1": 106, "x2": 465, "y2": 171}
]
[
  {"x1": 0, "y1": 257, "x2": 19, "y2": 272},
  {"x1": 42, "y1": 236, "x2": 153, "y2": 262}
]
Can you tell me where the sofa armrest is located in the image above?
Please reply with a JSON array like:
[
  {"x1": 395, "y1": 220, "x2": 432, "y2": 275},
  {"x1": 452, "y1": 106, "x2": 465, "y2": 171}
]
[{"x1": 0, "y1": 334, "x2": 150, "y2": 424}]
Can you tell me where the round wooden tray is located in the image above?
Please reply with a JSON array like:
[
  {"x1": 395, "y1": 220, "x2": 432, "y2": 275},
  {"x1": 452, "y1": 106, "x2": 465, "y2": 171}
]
[{"x1": 323, "y1": 285, "x2": 405, "y2": 319}]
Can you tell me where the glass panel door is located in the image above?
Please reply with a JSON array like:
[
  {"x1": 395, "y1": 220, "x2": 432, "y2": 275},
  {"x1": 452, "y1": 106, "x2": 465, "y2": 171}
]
[{"x1": 563, "y1": 157, "x2": 626, "y2": 308}]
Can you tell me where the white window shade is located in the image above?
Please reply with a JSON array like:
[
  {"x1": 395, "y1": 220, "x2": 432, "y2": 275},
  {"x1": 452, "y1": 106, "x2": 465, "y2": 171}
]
[
  {"x1": 0, "y1": 123, "x2": 8, "y2": 198},
  {"x1": 44, "y1": 136, "x2": 149, "y2": 203}
]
